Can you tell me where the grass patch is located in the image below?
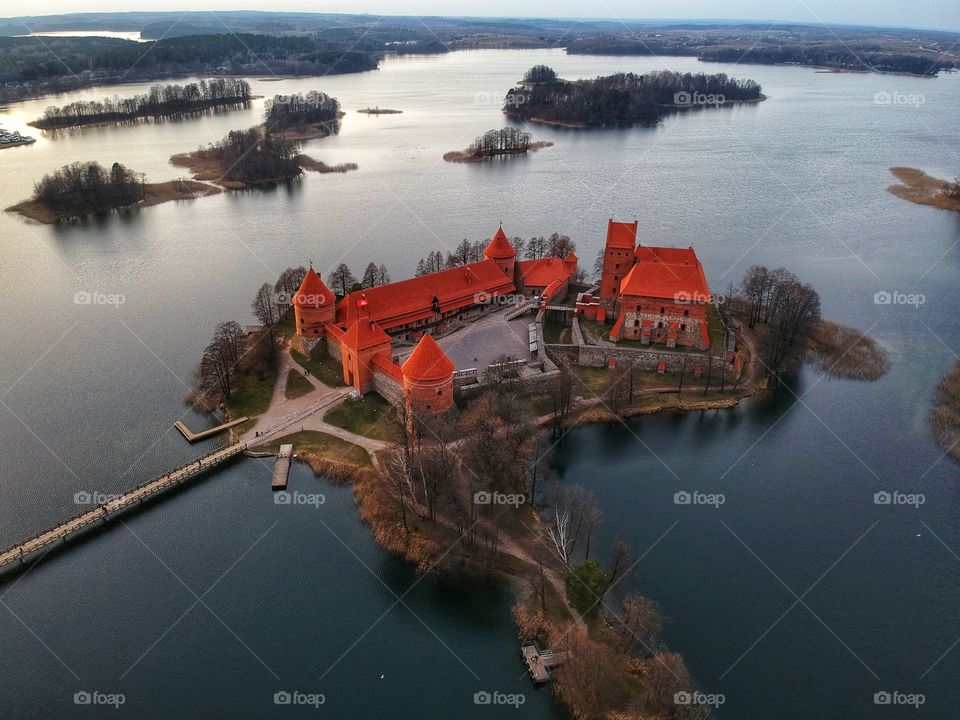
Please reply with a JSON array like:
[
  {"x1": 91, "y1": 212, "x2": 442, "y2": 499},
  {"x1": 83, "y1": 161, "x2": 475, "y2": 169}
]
[
  {"x1": 572, "y1": 366, "x2": 609, "y2": 396},
  {"x1": 226, "y1": 347, "x2": 278, "y2": 433},
  {"x1": 253, "y1": 430, "x2": 371, "y2": 468},
  {"x1": 324, "y1": 393, "x2": 399, "y2": 442},
  {"x1": 290, "y1": 348, "x2": 347, "y2": 387},
  {"x1": 285, "y1": 369, "x2": 315, "y2": 399},
  {"x1": 931, "y1": 361, "x2": 960, "y2": 465}
]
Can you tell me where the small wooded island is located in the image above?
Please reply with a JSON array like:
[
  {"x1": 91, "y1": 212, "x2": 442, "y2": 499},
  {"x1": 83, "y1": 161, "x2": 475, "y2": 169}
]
[
  {"x1": 7, "y1": 161, "x2": 217, "y2": 223},
  {"x1": 444, "y1": 127, "x2": 552, "y2": 162},
  {"x1": 504, "y1": 64, "x2": 764, "y2": 127},
  {"x1": 357, "y1": 106, "x2": 402, "y2": 114},
  {"x1": 30, "y1": 78, "x2": 253, "y2": 130}
]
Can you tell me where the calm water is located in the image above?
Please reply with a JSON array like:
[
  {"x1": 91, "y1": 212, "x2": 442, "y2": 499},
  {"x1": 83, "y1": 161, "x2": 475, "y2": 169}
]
[{"x1": 1, "y1": 49, "x2": 959, "y2": 718}]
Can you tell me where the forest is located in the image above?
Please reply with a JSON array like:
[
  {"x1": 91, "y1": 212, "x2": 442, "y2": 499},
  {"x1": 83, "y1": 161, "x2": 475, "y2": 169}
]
[
  {"x1": 0, "y1": 34, "x2": 378, "y2": 103},
  {"x1": 504, "y1": 66, "x2": 763, "y2": 126},
  {"x1": 32, "y1": 78, "x2": 253, "y2": 129},
  {"x1": 466, "y1": 127, "x2": 531, "y2": 157},
  {"x1": 32, "y1": 161, "x2": 144, "y2": 213},
  {"x1": 697, "y1": 46, "x2": 953, "y2": 76},
  {"x1": 263, "y1": 91, "x2": 341, "y2": 132}
]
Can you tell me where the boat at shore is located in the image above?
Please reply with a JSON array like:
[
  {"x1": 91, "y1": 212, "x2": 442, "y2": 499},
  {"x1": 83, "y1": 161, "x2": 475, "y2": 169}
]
[{"x1": 0, "y1": 129, "x2": 36, "y2": 148}]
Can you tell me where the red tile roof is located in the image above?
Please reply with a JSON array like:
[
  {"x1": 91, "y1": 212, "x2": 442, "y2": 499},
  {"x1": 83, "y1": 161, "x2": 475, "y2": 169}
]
[
  {"x1": 371, "y1": 353, "x2": 403, "y2": 382},
  {"x1": 293, "y1": 267, "x2": 336, "y2": 308},
  {"x1": 518, "y1": 257, "x2": 574, "y2": 288},
  {"x1": 340, "y1": 318, "x2": 391, "y2": 351},
  {"x1": 484, "y1": 227, "x2": 516, "y2": 260},
  {"x1": 402, "y1": 334, "x2": 455, "y2": 381},
  {"x1": 606, "y1": 219, "x2": 638, "y2": 250},
  {"x1": 337, "y1": 259, "x2": 515, "y2": 332},
  {"x1": 619, "y1": 246, "x2": 710, "y2": 302}
]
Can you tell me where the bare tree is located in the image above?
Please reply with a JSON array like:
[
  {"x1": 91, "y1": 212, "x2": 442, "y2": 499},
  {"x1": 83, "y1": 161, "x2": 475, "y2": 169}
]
[
  {"x1": 329, "y1": 263, "x2": 356, "y2": 297},
  {"x1": 251, "y1": 283, "x2": 279, "y2": 361}
]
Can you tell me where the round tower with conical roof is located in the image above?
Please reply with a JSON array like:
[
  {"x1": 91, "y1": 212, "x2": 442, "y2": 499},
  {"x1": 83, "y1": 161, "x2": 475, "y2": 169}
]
[
  {"x1": 293, "y1": 266, "x2": 336, "y2": 339},
  {"x1": 483, "y1": 226, "x2": 516, "y2": 281},
  {"x1": 401, "y1": 334, "x2": 455, "y2": 413}
]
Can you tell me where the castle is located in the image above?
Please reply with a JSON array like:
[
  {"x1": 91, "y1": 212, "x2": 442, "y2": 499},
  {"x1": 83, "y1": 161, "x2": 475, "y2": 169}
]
[{"x1": 292, "y1": 221, "x2": 712, "y2": 415}]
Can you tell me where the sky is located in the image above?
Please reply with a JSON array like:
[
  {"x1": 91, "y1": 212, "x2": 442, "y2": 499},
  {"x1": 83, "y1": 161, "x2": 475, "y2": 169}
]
[{"x1": 16, "y1": 0, "x2": 960, "y2": 33}]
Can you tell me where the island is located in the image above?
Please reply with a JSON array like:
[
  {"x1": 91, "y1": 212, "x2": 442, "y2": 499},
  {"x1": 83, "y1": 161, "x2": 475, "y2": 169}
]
[
  {"x1": 6, "y1": 160, "x2": 218, "y2": 223},
  {"x1": 504, "y1": 65, "x2": 764, "y2": 127},
  {"x1": 443, "y1": 127, "x2": 553, "y2": 162},
  {"x1": 887, "y1": 167, "x2": 960, "y2": 213},
  {"x1": 29, "y1": 78, "x2": 254, "y2": 130},
  {"x1": 356, "y1": 106, "x2": 402, "y2": 115},
  {"x1": 262, "y1": 90, "x2": 345, "y2": 141}
]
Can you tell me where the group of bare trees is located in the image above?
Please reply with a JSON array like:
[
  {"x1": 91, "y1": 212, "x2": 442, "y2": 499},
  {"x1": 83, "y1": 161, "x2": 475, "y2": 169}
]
[
  {"x1": 412, "y1": 232, "x2": 579, "y2": 277},
  {"x1": 33, "y1": 161, "x2": 144, "y2": 213},
  {"x1": 944, "y1": 175, "x2": 960, "y2": 200},
  {"x1": 263, "y1": 90, "x2": 341, "y2": 132},
  {"x1": 193, "y1": 265, "x2": 307, "y2": 408},
  {"x1": 738, "y1": 265, "x2": 821, "y2": 382},
  {"x1": 324, "y1": 261, "x2": 389, "y2": 296},
  {"x1": 466, "y1": 127, "x2": 532, "y2": 157},
  {"x1": 35, "y1": 78, "x2": 252, "y2": 129},
  {"x1": 205, "y1": 128, "x2": 302, "y2": 183}
]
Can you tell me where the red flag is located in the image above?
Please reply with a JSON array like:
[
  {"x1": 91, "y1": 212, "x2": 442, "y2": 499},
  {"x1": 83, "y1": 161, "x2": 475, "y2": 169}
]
[{"x1": 357, "y1": 295, "x2": 368, "y2": 308}]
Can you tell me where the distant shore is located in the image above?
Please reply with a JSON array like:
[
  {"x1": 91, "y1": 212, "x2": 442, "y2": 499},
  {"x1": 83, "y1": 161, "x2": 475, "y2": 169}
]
[
  {"x1": 356, "y1": 107, "x2": 402, "y2": 115},
  {"x1": 887, "y1": 167, "x2": 960, "y2": 213},
  {"x1": 6, "y1": 179, "x2": 220, "y2": 223}
]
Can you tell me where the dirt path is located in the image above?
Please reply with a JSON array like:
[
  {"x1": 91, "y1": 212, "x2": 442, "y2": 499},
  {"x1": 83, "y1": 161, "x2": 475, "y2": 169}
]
[{"x1": 240, "y1": 344, "x2": 390, "y2": 455}]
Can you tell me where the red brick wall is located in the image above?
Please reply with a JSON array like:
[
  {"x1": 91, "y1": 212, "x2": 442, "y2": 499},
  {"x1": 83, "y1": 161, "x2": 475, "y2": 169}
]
[{"x1": 403, "y1": 375, "x2": 454, "y2": 413}]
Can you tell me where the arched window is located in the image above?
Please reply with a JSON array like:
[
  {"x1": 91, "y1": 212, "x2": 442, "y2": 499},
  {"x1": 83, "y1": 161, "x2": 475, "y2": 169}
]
[
  {"x1": 683, "y1": 309, "x2": 689, "y2": 317},
  {"x1": 659, "y1": 307, "x2": 665, "y2": 314}
]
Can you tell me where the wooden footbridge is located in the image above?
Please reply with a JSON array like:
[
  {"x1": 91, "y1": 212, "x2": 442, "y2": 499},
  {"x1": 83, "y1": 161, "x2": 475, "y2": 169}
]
[{"x1": 0, "y1": 442, "x2": 247, "y2": 571}]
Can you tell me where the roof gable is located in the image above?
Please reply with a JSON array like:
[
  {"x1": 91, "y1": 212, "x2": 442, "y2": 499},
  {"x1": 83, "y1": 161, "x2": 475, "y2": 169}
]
[
  {"x1": 606, "y1": 219, "x2": 638, "y2": 250},
  {"x1": 619, "y1": 245, "x2": 710, "y2": 301}
]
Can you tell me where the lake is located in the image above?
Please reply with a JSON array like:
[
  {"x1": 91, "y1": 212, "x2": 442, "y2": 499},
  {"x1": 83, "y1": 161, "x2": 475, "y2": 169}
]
[{"x1": 0, "y1": 48, "x2": 958, "y2": 718}]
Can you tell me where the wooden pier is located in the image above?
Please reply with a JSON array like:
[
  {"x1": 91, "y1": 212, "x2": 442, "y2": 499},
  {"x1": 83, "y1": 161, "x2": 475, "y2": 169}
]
[
  {"x1": 0, "y1": 442, "x2": 247, "y2": 571},
  {"x1": 521, "y1": 641, "x2": 572, "y2": 685},
  {"x1": 175, "y1": 416, "x2": 249, "y2": 443},
  {"x1": 272, "y1": 444, "x2": 294, "y2": 490}
]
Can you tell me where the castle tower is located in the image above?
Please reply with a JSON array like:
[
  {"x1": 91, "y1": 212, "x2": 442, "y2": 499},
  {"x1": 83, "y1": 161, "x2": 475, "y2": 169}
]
[
  {"x1": 401, "y1": 334, "x2": 455, "y2": 414},
  {"x1": 293, "y1": 266, "x2": 336, "y2": 339},
  {"x1": 599, "y1": 219, "x2": 638, "y2": 302},
  {"x1": 483, "y1": 226, "x2": 517, "y2": 280},
  {"x1": 339, "y1": 318, "x2": 392, "y2": 393}
]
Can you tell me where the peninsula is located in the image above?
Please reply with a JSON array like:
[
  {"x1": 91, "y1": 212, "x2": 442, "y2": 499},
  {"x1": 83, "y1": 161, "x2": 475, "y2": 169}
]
[{"x1": 887, "y1": 167, "x2": 960, "y2": 213}]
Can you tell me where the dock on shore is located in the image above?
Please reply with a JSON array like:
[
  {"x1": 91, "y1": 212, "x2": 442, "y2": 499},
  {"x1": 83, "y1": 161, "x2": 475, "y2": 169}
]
[
  {"x1": 272, "y1": 444, "x2": 294, "y2": 490},
  {"x1": 521, "y1": 642, "x2": 572, "y2": 685},
  {"x1": 175, "y1": 416, "x2": 249, "y2": 443}
]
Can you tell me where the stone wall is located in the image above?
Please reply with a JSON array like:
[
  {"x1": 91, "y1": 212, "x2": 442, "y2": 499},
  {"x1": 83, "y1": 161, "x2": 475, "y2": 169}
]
[
  {"x1": 577, "y1": 345, "x2": 711, "y2": 372},
  {"x1": 372, "y1": 366, "x2": 405, "y2": 408}
]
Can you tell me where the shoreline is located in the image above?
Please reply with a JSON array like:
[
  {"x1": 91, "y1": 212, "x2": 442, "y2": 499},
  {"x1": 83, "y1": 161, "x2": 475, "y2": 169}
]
[
  {"x1": 26, "y1": 97, "x2": 262, "y2": 131},
  {"x1": 511, "y1": 95, "x2": 766, "y2": 128}
]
